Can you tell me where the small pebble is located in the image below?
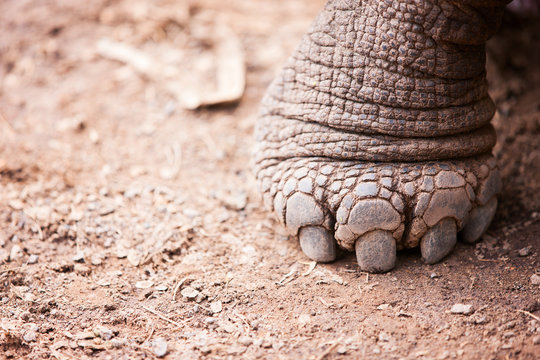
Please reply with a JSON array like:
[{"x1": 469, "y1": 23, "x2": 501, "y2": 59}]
[
  {"x1": 28, "y1": 254, "x2": 39, "y2": 264},
  {"x1": 74, "y1": 264, "x2": 91, "y2": 276},
  {"x1": 450, "y1": 304, "x2": 474, "y2": 315},
  {"x1": 238, "y1": 336, "x2": 253, "y2": 346},
  {"x1": 210, "y1": 300, "x2": 222, "y2": 313},
  {"x1": 23, "y1": 330, "x2": 37, "y2": 342},
  {"x1": 181, "y1": 286, "x2": 199, "y2": 300},
  {"x1": 378, "y1": 332, "x2": 391, "y2": 342},
  {"x1": 533, "y1": 335, "x2": 540, "y2": 345},
  {"x1": 9, "y1": 245, "x2": 23, "y2": 261},
  {"x1": 135, "y1": 280, "x2": 154, "y2": 289},
  {"x1": 530, "y1": 274, "x2": 540, "y2": 285},
  {"x1": 430, "y1": 272, "x2": 439, "y2": 279},
  {"x1": 518, "y1": 247, "x2": 531, "y2": 257},
  {"x1": 73, "y1": 252, "x2": 85, "y2": 263},
  {"x1": 95, "y1": 326, "x2": 114, "y2": 340},
  {"x1": 153, "y1": 337, "x2": 168, "y2": 358},
  {"x1": 155, "y1": 284, "x2": 168, "y2": 292},
  {"x1": 90, "y1": 254, "x2": 103, "y2": 266}
]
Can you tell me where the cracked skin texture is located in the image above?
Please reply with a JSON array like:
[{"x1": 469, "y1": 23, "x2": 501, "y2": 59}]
[{"x1": 254, "y1": 0, "x2": 510, "y2": 272}]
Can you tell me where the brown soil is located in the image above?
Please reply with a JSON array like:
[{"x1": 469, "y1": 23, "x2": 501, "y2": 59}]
[{"x1": 0, "y1": 1, "x2": 539, "y2": 359}]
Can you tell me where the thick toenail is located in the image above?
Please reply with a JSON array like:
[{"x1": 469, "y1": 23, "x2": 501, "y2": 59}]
[
  {"x1": 299, "y1": 226, "x2": 337, "y2": 262},
  {"x1": 421, "y1": 218, "x2": 457, "y2": 264},
  {"x1": 355, "y1": 230, "x2": 396, "y2": 273},
  {"x1": 461, "y1": 197, "x2": 497, "y2": 243}
]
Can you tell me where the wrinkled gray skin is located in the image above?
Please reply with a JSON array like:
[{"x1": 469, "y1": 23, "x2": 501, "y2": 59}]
[{"x1": 254, "y1": 0, "x2": 512, "y2": 272}]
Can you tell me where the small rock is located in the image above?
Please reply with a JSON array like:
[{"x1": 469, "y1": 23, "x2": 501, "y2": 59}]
[
  {"x1": 97, "y1": 278, "x2": 110, "y2": 287},
  {"x1": 135, "y1": 280, "x2": 154, "y2": 289},
  {"x1": 298, "y1": 314, "x2": 311, "y2": 327},
  {"x1": 155, "y1": 284, "x2": 168, "y2": 292},
  {"x1": 261, "y1": 338, "x2": 273, "y2": 348},
  {"x1": 450, "y1": 304, "x2": 474, "y2": 315},
  {"x1": 503, "y1": 331, "x2": 515, "y2": 338},
  {"x1": 238, "y1": 336, "x2": 253, "y2": 346},
  {"x1": 9, "y1": 245, "x2": 23, "y2": 261},
  {"x1": 181, "y1": 286, "x2": 199, "y2": 300},
  {"x1": 127, "y1": 250, "x2": 142, "y2": 267},
  {"x1": 518, "y1": 247, "x2": 531, "y2": 257},
  {"x1": 337, "y1": 346, "x2": 348, "y2": 355},
  {"x1": 377, "y1": 303, "x2": 390, "y2": 310},
  {"x1": 530, "y1": 274, "x2": 540, "y2": 285},
  {"x1": 430, "y1": 272, "x2": 439, "y2": 279},
  {"x1": 378, "y1": 332, "x2": 391, "y2": 342},
  {"x1": 90, "y1": 254, "x2": 103, "y2": 266},
  {"x1": 472, "y1": 315, "x2": 487, "y2": 324},
  {"x1": 533, "y1": 335, "x2": 540, "y2": 345},
  {"x1": 95, "y1": 326, "x2": 114, "y2": 340},
  {"x1": 23, "y1": 330, "x2": 37, "y2": 342},
  {"x1": 210, "y1": 300, "x2": 222, "y2": 313},
  {"x1": 0, "y1": 249, "x2": 8, "y2": 262},
  {"x1": 72, "y1": 251, "x2": 85, "y2": 263},
  {"x1": 153, "y1": 337, "x2": 168, "y2": 358},
  {"x1": 28, "y1": 254, "x2": 39, "y2": 264},
  {"x1": 183, "y1": 208, "x2": 200, "y2": 218},
  {"x1": 74, "y1": 264, "x2": 91, "y2": 276},
  {"x1": 116, "y1": 247, "x2": 128, "y2": 259}
]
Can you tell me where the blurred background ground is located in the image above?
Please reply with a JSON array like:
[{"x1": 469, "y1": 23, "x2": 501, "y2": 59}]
[{"x1": 0, "y1": 1, "x2": 539, "y2": 359}]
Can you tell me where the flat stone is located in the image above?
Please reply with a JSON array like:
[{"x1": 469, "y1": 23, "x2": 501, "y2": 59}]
[
  {"x1": 531, "y1": 274, "x2": 540, "y2": 285},
  {"x1": 450, "y1": 304, "x2": 474, "y2": 315},
  {"x1": 153, "y1": 338, "x2": 168, "y2": 358}
]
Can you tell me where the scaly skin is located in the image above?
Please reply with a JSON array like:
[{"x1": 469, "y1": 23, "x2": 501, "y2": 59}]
[{"x1": 254, "y1": 0, "x2": 509, "y2": 272}]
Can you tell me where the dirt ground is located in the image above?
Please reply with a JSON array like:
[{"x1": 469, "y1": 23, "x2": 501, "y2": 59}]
[{"x1": 1, "y1": 1, "x2": 539, "y2": 359}]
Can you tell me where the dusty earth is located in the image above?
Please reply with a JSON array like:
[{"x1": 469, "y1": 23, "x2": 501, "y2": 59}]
[{"x1": 1, "y1": 0, "x2": 539, "y2": 359}]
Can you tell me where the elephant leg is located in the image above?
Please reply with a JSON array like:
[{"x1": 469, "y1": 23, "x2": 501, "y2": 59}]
[{"x1": 254, "y1": 0, "x2": 509, "y2": 272}]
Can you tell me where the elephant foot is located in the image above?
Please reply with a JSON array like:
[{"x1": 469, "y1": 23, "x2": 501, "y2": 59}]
[{"x1": 256, "y1": 155, "x2": 501, "y2": 272}]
